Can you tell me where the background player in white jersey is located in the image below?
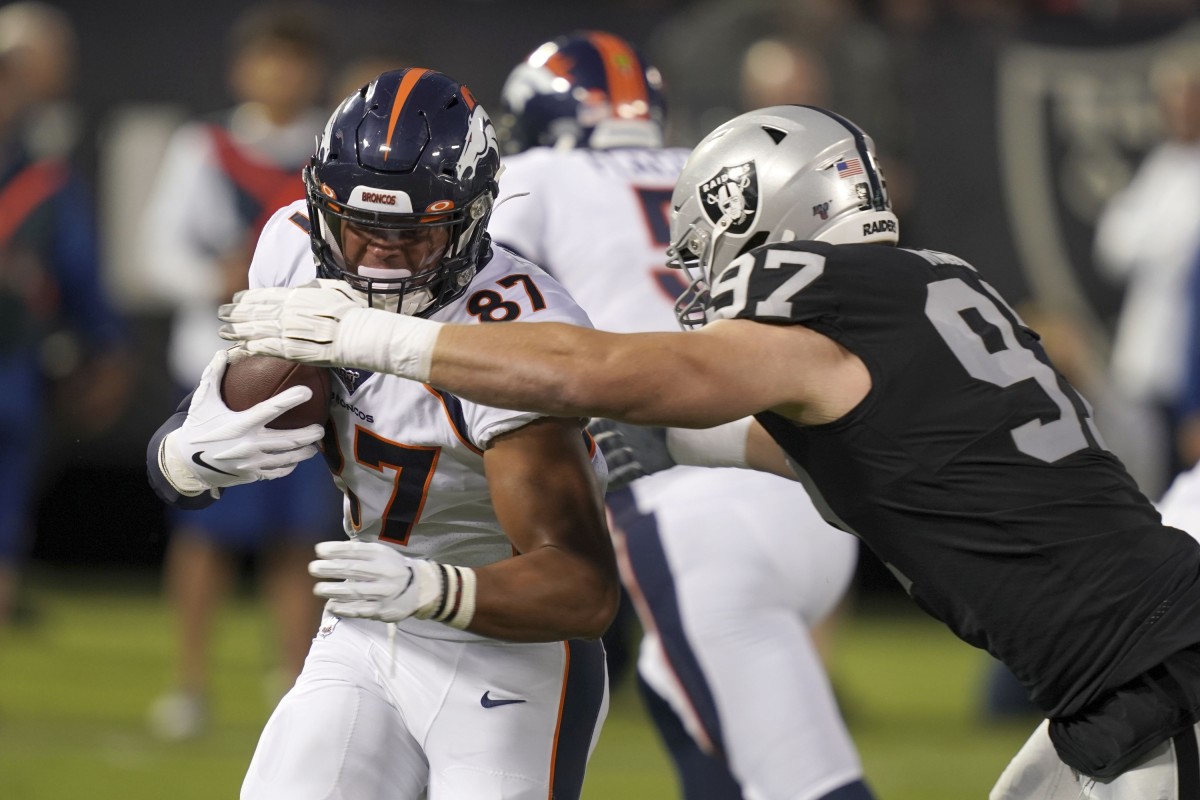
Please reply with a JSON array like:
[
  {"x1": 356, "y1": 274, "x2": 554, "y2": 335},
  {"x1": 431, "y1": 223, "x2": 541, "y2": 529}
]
[
  {"x1": 146, "y1": 69, "x2": 618, "y2": 800},
  {"x1": 223, "y1": 104, "x2": 1200, "y2": 799},
  {"x1": 488, "y1": 32, "x2": 868, "y2": 800}
]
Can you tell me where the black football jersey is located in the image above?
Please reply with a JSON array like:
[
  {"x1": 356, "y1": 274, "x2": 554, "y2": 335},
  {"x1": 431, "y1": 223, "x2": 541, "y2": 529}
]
[{"x1": 710, "y1": 240, "x2": 1200, "y2": 718}]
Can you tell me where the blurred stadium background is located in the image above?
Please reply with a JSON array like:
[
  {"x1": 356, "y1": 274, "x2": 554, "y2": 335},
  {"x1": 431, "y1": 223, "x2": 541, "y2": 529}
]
[{"x1": 4, "y1": 0, "x2": 1200, "y2": 796}]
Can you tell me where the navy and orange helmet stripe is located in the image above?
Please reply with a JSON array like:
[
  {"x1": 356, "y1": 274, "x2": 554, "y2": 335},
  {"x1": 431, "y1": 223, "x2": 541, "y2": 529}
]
[
  {"x1": 383, "y1": 68, "x2": 431, "y2": 162},
  {"x1": 585, "y1": 31, "x2": 650, "y2": 119},
  {"x1": 459, "y1": 83, "x2": 478, "y2": 110}
]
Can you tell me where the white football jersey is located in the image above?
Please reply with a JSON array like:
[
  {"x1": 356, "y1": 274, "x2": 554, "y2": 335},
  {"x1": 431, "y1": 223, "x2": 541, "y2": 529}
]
[
  {"x1": 249, "y1": 200, "x2": 605, "y2": 639},
  {"x1": 490, "y1": 147, "x2": 691, "y2": 333}
]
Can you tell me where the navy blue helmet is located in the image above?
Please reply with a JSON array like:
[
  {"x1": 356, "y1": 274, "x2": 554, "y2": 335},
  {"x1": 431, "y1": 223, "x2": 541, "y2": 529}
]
[
  {"x1": 304, "y1": 68, "x2": 501, "y2": 316},
  {"x1": 497, "y1": 31, "x2": 666, "y2": 154}
]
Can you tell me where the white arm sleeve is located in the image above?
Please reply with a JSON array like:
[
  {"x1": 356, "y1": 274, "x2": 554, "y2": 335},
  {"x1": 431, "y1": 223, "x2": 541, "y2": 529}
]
[{"x1": 665, "y1": 418, "x2": 753, "y2": 469}]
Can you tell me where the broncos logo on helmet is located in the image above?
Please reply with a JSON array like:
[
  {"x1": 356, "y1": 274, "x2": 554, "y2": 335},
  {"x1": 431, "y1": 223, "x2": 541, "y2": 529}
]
[{"x1": 457, "y1": 105, "x2": 500, "y2": 183}]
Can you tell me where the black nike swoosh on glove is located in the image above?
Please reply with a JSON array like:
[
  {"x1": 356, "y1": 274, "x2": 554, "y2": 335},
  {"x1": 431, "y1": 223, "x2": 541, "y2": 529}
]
[{"x1": 191, "y1": 451, "x2": 238, "y2": 476}]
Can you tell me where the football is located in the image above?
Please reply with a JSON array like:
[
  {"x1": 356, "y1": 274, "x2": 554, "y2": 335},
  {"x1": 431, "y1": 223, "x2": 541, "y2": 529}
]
[{"x1": 220, "y1": 347, "x2": 332, "y2": 429}]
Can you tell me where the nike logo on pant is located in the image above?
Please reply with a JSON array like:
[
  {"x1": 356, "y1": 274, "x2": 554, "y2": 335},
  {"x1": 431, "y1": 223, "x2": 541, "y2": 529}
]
[
  {"x1": 191, "y1": 451, "x2": 237, "y2": 476},
  {"x1": 480, "y1": 691, "x2": 526, "y2": 708}
]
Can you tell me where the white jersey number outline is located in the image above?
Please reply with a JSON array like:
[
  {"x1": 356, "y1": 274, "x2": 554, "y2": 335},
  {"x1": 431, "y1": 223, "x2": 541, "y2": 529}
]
[
  {"x1": 325, "y1": 425, "x2": 441, "y2": 544},
  {"x1": 924, "y1": 277, "x2": 1102, "y2": 463},
  {"x1": 711, "y1": 249, "x2": 827, "y2": 320}
]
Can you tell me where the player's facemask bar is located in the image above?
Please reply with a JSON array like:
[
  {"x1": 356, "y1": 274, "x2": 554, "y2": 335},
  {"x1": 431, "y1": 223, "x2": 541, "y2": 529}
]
[
  {"x1": 322, "y1": 213, "x2": 485, "y2": 316},
  {"x1": 306, "y1": 169, "x2": 492, "y2": 318},
  {"x1": 669, "y1": 217, "x2": 732, "y2": 329}
]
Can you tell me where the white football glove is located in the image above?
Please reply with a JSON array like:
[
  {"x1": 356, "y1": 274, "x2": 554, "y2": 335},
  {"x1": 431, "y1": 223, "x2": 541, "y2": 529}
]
[
  {"x1": 309, "y1": 540, "x2": 444, "y2": 623},
  {"x1": 160, "y1": 349, "x2": 325, "y2": 496},
  {"x1": 217, "y1": 279, "x2": 441, "y2": 381}
]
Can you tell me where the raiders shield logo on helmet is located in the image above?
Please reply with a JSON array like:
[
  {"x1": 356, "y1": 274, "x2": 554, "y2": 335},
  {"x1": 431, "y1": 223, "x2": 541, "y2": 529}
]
[{"x1": 698, "y1": 161, "x2": 758, "y2": 236}]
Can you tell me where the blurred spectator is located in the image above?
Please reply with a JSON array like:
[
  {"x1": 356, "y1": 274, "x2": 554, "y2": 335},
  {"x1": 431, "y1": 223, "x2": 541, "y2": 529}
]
[
  {"x1": 329, "y1": 54, "x2": 409, "y2": 106},
  {"x1": 1174, "y1": 243, "x2": 1200, "y2": 467},
  {"x1": 737, "y1": 37, "x2": 831, "y2": 110},
  {"x1": 0, "y1": 1, "x2": 130, "y2": 627},
  {"x1": 139, "y1": 1, "x2": 341, "y2": 741},
  {"x1": 650, "y1": 0, "x2": 905, "y2": 155},
  {"x1": 1094, "y1": 35, "x2": 1200, "y2": 488},
  {"x1": 0, "y1": 0, "x2": 77, "y2": 159},
  {"x1": 735, "y1": 29, "x2": 914, "y2": 218},
  {"x1": 880, "y1": 0, "x2": 1024, "y2": 297}
]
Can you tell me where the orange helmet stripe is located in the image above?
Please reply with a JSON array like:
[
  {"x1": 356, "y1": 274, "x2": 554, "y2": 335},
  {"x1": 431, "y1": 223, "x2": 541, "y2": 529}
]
[
  {"x1": 460, "y1": 83, "x2": 478, "y2": 110},
  {"x1": 586, "y1": 31, "x2": 648, "y2": 118},
  {"x1": 384, "y1": 67, "x2": 431, "y2": 162},
  {"x1": 544, "y1": 50, "x2": 573, "y2": 79}
]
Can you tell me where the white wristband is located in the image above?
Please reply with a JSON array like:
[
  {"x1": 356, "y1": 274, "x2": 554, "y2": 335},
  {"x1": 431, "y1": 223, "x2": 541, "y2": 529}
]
[
  {"x1": 445, "y1": 567, "x2": 477, "y2": 630},
  {"x1": 419, "y1": 564, "x2": 477, "y2": 630},
  {"x1": 337, "y1": 307, "x2": 442, "y2": 382},
  {"x1": 159, "y1": 432, "x2": 209, "y2": 496},
  {"x1": 666, "y1": 417, "x2": 753, "y2": 469}
]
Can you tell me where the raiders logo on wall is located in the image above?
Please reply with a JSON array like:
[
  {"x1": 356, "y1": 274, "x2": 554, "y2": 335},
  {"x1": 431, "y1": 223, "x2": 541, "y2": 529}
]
[
  {"x1": 698, "y1": 161, "x2": 758, "y2": 236},
  {"x1": 997, "y1": 19, "x2": 1200, "y2": 351}
]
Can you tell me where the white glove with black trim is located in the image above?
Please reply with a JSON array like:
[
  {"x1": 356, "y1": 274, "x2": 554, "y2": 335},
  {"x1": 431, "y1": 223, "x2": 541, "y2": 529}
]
[
  {"x1": 309, "y1": 540, "x2": 477, "y2": 628},
  {"x1": 160, "y1": 349, "x2": 325, "y2": 496},
  {"x1": 217, "y1": 279, "x2": 441, "y2": 381}
]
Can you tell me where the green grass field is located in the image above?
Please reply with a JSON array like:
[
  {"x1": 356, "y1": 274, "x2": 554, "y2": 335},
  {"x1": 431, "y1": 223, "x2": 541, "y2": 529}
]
[{"x1": 0, "y1": 568, "x2": 1034, "y2": 799}]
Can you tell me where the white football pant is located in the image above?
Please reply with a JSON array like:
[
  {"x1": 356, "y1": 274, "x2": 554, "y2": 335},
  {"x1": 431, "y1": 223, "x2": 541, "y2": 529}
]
[
  {"x1": 242, "y1": 614, "x2": 608, "y2": 800},
  {"x1": 613, "y1": 466, "x2": 863, "y2": 800},
  {"x1": 991, "y1": 718, "x2": 1200, "y2": 800}
]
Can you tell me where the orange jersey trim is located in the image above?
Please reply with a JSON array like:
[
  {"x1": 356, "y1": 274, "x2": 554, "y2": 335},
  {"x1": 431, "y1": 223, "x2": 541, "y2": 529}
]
[
  {"x1": 423, "y1": 384, "x2": 485, "y2": 456},
  {"x1": 354, "y1": 424, "x2": 441, "y2": 546},
  {"x1": 546, "y1": 641, "x2": 571, "y2": 798},
  {"x1": 611, "y1": 526, "x2": 716, "y2": 754}
]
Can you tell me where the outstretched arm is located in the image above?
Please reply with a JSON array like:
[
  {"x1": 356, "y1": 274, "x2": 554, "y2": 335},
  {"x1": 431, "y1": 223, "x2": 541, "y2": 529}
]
[
  {"x1": 588, "y1": 415, "x2": 802, "y2": 491},
  {"x1": 219, "y1": 282, "x2": 867, "y2": 428},
  {"x1": 429, "y1": 318, "x2": 791, "y2": 427}
]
